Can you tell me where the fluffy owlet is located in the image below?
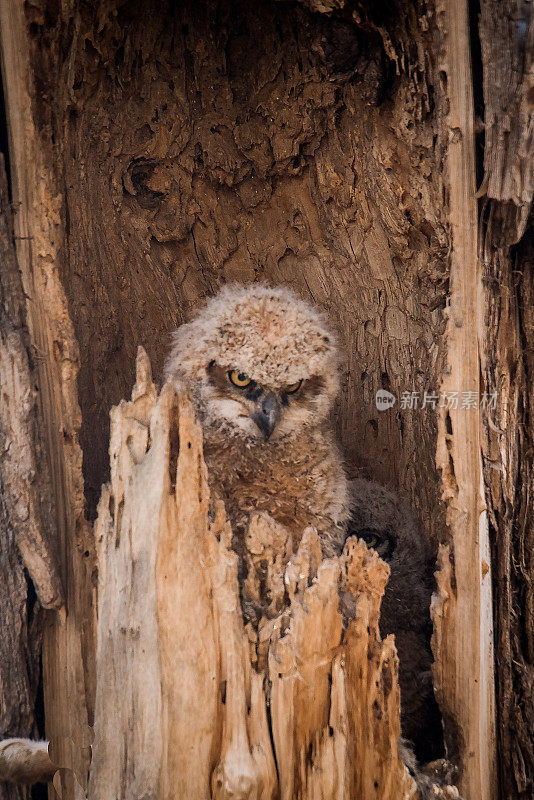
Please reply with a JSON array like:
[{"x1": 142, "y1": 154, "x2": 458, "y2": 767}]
[{"x1": 164, "y1": 284, "x2": 350, "y2": 561}]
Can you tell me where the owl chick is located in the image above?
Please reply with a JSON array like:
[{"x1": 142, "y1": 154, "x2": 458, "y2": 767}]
[
  {"x1": 164, "y1": 284, "x2": 349, "y2": 563},
  {"x1": 347, "y1": 478, "x2": 444, "y2": 764}
]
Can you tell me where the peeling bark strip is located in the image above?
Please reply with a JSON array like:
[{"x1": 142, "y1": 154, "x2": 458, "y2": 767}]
[
  {"x1": 0, "y1": 161, "x2": 63, "y2": 610},
  {"x1": 0, "y1": 158, "x2": 52, "y2": 800},
  {"x1": 89, "y1": 348, "x2": 459, "y2": 800},
  {"x1": 478, "y1": 0, "x2": 533, "y2": 237},
  {"x1": 434, "y1": 0, "x2": 496, "y2": 798},
  {"x1": 480, "y1": 225, "x2": 534, "y2": 800},
  {"x1": 0, "y1": 3, "x2": 95, "y2": 796}
]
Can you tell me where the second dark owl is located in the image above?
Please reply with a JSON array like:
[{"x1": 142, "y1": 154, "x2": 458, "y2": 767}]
[{"x1": 347, "y1": 477, "x2": 444, "y2": 764}]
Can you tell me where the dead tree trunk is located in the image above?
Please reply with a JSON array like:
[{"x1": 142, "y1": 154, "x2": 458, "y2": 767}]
[
  {"x1": 89, "y1": 348, "x2": 457, "y2": 800},
  {"x1": 0, "y1": 0, "x2": 532, "y2": 798}
]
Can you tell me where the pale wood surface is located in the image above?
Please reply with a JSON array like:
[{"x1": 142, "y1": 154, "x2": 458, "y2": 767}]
[
  {"x1": 434, "y1": 1, "x2": 496, "y2": 797},
  {"x1": 89, "y1": 348, "x2": 460, "y2": 800}
]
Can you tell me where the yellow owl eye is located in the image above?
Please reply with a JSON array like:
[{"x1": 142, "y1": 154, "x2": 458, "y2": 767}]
[
  {"x1": 285, "y1": 380, "x2": 303, "y2": 394},
  {"x1": 229, "y1": 370, "x2": 252, "y2": 388},
  {"x1": 363, "y1": 533, "x2": 378, "y2": 548}
]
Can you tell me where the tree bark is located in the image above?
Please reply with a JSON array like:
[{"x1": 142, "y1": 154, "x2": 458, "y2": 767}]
[
  {"x1": 0, "y1": 157, "x2": 56, "y2": 800},
  {"x1": 477, "y1": 2, "x2": 534, "y2": 798},
  {"x1": 0, "y1": 4, "x2": 94, "y2": 797},
  {"x1": 0, "y1": 0, "x2": 531, "y2": 798}
]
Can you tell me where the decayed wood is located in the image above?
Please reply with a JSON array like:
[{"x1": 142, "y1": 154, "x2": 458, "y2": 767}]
[
  {"x1": 479, "y1": 222, "x2": 534, "y2": 800},
  {"x1": 434, "y1": 0, "x2": 496, "y2": 798},
  {"x1": 478, "y1": 0, "x2": 533, "y2": 239},
  {"x1": 0, "y1": 2, "x2": 517, "y2": 797},
  {"x1": 0, "y1": 157, "x2": 54, "y2": 800},
  {"x1": 0, "y1": 493, "x2": 43, "y2": 800},
  {"x1": 89, "y1": 348, "x2": 460, "y2": 800},
  {"x1": 477, "y1": 3, "x2": 534, "y2": 797},
  {"x1": 0, "y1": 159, "x2": 63, "y2": 611},
  {"x1": 0, "y1": 4, "x2": 95, "y2": 798},
  {"x1": 19, "y1": 0, "x2": 451, "y2": 567},
  {"x1": 1, "y1": 0, "x2": 454, "y2": 786}
]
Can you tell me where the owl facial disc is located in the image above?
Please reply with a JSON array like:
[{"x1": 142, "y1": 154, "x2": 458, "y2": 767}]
[{"x1": 164, "y1": 284, "x2": 341, "y2": 441}]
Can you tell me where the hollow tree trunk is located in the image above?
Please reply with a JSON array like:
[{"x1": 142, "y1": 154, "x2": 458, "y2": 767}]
[
  {"x1": 0, "y1": 0, "x2": 532, "y2": 799},
  {"x1": 89, "y1": 348, "x2": 454, "y2": 800}
]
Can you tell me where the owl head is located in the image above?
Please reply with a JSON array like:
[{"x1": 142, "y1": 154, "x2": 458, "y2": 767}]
[
  {"x1": 347, "y1": 477, "x2": 432, "y2": 628},
  {"x1": 164, "y1": 284, "x2": 340, "y2": 441}
]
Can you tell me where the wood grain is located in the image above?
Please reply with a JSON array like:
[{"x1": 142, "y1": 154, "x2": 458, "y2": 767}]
[
  {"x1": 0, "y1": 4, "x2": 94, "y2": 797},
  {"x1": 89, "y1": 348, "x2": 459, "y2": 800},
  {"x1": 0, "y1": 156, "x2": 51, "y2": 800},
  {"x1": 433, "y1": 0, "x2": 497, "y2": 797}
]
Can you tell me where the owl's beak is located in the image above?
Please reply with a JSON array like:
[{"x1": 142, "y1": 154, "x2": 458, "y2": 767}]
[{"x1": 252, "y1": 392, "x2": 279, "y2": 440}]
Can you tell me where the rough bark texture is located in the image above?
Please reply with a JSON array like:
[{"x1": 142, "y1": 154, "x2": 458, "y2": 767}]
[
  {"x1": 478, "y1": 2, "x2": 534, "y2": 798},
  {"x1": 21, "y1": 0, "x2": 450, "y2": 552},
  {"x1": 89, "y1": 348, "x2": 460, "y2": 800},
  {"x1": 0, "y1": 5, "x2": 95, "y2": 798},
  {"x1": 0, "y1": 158, "x2": 52, "y2": 800}
]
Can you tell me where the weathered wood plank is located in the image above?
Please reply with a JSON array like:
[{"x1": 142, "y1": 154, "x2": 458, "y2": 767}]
[{"x1": 0, "y1": 159, "x2": 63, "y2": 610}]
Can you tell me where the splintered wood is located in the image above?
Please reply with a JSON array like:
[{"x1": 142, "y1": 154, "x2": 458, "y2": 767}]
[{"x1": 90, "y1": 348, "x2": 423, "y2": 800}]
